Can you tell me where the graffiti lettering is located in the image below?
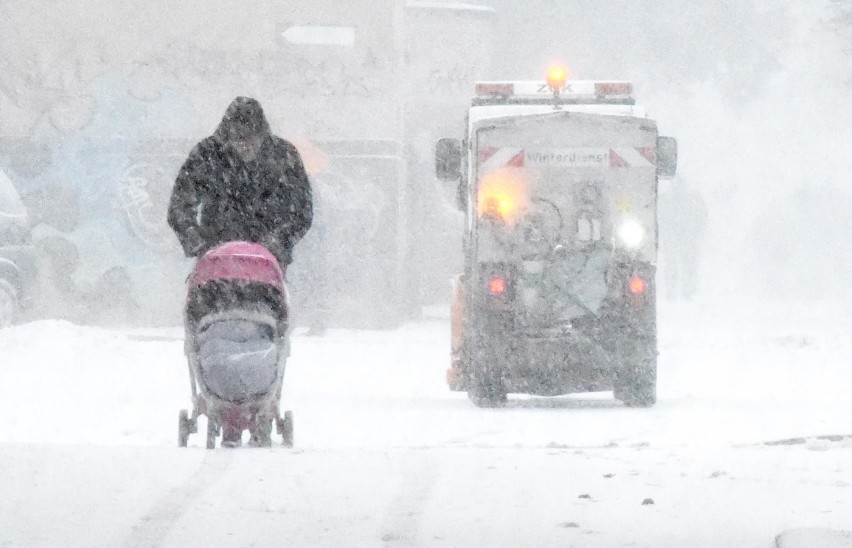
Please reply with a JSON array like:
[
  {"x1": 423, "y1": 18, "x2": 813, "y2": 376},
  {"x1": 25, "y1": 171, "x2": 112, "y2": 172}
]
[
  {"x1": 119, "y1": 160, "x2": 180, "y2": 251},
  {"x1": 427, "y1": 64, "x2": 474, "y2": 95},
  {"x1": 155, "y1": 45, "x2": 381, "y2": 99}
]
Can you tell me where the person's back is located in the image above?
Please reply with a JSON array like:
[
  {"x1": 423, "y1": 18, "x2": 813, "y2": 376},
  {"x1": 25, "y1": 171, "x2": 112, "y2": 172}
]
[{"x1": 167, "y1": 96, "x2": 313, "y2": 268}]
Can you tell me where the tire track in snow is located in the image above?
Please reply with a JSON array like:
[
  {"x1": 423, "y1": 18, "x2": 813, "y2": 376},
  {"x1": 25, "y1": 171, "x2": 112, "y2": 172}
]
[
  {"x1": 124, "y1": 451, "x2": 234, "y2": 548},
  {"x1": 379, "y1": 451, "x2": 439, "y2": 546}
]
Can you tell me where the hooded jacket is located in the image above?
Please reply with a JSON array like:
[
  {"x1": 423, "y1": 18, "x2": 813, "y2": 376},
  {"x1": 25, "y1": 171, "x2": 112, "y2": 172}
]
[{"x1": 167, "y1": 97, "x2": 313, "y2": 266}]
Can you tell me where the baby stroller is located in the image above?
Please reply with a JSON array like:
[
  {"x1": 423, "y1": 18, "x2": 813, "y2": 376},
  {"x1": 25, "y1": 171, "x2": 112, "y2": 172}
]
[{"x1": 178, "y1": 241, "x2": 294, "y2": 448}]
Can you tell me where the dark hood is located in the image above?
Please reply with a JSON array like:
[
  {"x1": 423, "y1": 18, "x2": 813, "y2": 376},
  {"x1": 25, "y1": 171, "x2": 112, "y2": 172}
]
[{"x1": 213, "y1": 97, "x2": 271, "y2": 143}]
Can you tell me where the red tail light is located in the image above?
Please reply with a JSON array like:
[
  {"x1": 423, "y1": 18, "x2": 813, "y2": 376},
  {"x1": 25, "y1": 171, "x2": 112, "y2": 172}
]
[
  {"x1": 628, "y1": 275, "x2": 647, "y2": 295},
  {"x1": 488, "y1": 276, "x2": 507, "y2": 296}
]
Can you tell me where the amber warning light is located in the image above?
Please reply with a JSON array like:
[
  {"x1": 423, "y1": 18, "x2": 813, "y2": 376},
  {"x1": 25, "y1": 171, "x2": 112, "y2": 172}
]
[
  {"x1": 477, "y1": 168, "x2": 528, "y2": 225},
  {"x1": 546, "y1": 65, "x2": 568, "y2": 92}
]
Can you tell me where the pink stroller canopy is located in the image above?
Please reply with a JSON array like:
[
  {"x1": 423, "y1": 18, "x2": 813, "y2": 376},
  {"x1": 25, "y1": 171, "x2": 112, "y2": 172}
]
[{"x1": 189, "y1": 242, "x2": 284, "y2": 292}]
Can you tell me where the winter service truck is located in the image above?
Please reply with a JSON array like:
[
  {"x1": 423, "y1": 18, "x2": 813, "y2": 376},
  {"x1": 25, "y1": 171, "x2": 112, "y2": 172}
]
[{"x1": 436, "y1": 68, "x2": 677, "y2": 407}]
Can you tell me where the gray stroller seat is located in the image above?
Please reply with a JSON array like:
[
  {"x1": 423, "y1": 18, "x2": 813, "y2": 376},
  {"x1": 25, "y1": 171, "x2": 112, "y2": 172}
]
[{"x1": 198, "y1": 318, "x2": 279, "y2": 402}]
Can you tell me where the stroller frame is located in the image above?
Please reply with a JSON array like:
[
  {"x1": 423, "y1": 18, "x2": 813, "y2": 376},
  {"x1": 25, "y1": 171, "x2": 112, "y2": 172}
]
[{"x1": 177, "y1": 242, "x2": 294, "y2": 449}]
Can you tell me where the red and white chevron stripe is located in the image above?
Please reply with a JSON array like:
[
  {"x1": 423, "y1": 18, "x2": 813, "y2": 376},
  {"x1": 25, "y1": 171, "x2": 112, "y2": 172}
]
[
  {"x1": 478, "y1": 147, "x2": 525, "y2": 174},
  {"x1": 608, "y1": 147, "x2": 656, "y2": 168}
]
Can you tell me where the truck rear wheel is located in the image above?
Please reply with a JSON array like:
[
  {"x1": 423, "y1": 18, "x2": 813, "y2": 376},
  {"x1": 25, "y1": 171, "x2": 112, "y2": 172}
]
[
  {"x1": 468, "y1": 365, "x2": 507, "y2": 407},
  {"x1": 467, "y1": 336, "x2": 508, "y2": 407},
  {"x1": 614, "y1": 331, "x2": 657, "y2": 407}
]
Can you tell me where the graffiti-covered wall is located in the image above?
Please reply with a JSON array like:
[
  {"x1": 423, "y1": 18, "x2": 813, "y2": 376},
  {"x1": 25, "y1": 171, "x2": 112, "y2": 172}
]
[{"x1": 0, "y1": 0, "x2": 494, "y2": 327}]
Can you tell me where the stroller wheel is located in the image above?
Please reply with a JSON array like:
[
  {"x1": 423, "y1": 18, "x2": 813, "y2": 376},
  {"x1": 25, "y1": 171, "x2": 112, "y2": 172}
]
[
  {"x1": 279, "y1": 410, "x2": 294, "y2": 448},
  {"x1": 178, "y1": 409, "x2": 191, "y2": 448},
  {"x1": 206, "y1": 419, "x2": 219, "y2": 450}
]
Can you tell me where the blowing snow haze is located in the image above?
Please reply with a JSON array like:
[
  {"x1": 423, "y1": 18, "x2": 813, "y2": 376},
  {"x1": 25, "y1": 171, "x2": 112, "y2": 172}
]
[
  {"x1": 3, "y1": 2, "x2": 852, "y2": 547},
  {"x1": 0, "y1": 0, "x2": 849, "y2": 329},
  {"x1": 485, "y1": 0, "x2": 852, "y2": 303}
]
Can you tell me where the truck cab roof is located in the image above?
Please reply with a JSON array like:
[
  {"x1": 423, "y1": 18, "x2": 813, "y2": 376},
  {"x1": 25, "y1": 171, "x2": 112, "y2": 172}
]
[{"x1": 469, "y1": 80, "x2": 647, "y2": 126}]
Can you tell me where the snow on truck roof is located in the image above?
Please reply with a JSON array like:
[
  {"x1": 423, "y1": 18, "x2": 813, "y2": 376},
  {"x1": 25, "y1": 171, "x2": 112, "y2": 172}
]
[
  {"x1": 474, "y1": 80, "x2": 635, "y2": 105},
  {"x1": 469, "y1": 80, "x2": 646, "y2": 125}
]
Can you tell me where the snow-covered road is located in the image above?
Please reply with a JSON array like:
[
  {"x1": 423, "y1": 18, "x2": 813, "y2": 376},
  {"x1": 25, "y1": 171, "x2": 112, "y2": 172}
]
[{"x1": 1, "y1": 301, "x2": 852, "y2": 547}]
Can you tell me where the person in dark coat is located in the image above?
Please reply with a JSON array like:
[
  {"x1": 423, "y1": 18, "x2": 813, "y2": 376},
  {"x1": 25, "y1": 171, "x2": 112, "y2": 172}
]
[{"x1": 167, "y1": 97, "x2": 313, "y2": 268}]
